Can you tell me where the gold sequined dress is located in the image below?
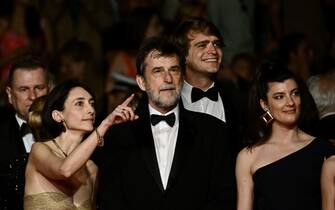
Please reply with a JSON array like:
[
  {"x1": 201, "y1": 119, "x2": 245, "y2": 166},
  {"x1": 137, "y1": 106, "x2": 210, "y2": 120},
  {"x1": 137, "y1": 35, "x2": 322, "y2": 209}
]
[{"x1": 24, "y1": 192, "x2": 93, "y2": 210}]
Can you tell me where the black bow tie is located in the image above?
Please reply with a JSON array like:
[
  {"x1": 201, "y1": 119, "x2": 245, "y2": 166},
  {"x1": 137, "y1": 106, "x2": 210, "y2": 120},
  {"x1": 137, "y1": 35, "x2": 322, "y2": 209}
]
[
  {"x1": 20, "y1": 123, "x2": 32, "y2": 137},
  {"x1": 150, "y1": 113, "x2": 176, "y2": 127},
  {"x1": 191, "y1": 86, "x2": 218, "y2": 102}
]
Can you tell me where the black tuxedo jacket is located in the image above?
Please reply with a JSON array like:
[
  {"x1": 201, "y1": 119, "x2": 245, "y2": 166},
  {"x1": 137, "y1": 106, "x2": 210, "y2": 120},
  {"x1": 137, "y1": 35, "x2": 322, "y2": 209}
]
[
  {"x1": 0, "y1": 110, "x2": 28, "y2": 210},
  {"x1": 315, "y1": 114, "x2": 335, "y2": 141},
  {"x1": 210, "y1": 82, "x2": 244, "y2": 155},
  {"x1": 97, "y1": 103, "x2": 236, "y2": 210},
  {"x1": 181, "y1": 81, "x2": 244, "y2": 155}
]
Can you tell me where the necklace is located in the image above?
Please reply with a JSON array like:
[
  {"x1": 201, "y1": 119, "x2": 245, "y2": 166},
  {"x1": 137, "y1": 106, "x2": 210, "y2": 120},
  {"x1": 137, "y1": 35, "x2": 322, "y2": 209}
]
[{"x1": 52, "y1": 139, "x2": 68, "y2": 157}]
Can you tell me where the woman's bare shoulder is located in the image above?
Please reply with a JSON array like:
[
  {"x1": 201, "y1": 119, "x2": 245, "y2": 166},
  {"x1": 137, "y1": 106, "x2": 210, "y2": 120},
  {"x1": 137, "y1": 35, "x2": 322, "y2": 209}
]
[
  {"x1": 322, "y1": 155, "x2": 335, "y2": 179},
  {"x1": 31, "y1": 141, "x2": 52, "y2": 151},
  {"x1": 298, "y1": 130, "x2": 315, "y2": 143},
  {"x1": 30, "y1": 140, "x2": 55, "y2": 158},
  {"x1": 325, "y1": 155, "x2": 335, "y2": 166},
  {"x1": 237, "y1": 145, "x2": 264, "y2": 166},
  {"x1": 238, "y1": 144, "x2": 265, "y2": 159}
]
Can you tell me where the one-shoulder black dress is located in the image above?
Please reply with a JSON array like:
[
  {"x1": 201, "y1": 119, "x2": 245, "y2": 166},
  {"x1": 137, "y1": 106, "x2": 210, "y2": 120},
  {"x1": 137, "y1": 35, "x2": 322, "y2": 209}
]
[{"x1": 252, "y1": 138, "x2": 335, "y2": 210}]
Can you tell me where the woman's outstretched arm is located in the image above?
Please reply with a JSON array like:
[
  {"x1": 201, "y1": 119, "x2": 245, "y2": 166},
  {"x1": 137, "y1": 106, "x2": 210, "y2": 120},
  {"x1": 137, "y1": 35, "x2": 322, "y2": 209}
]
[{"x1": 30, "y1": 94, "x2": 138, "y2": 180}]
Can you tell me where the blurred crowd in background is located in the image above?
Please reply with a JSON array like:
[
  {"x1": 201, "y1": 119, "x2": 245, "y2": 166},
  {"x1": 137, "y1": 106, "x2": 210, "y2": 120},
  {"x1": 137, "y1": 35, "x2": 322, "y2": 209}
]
[{"x1": 1, "y1": 0, "x2": 335, "y2": 120}]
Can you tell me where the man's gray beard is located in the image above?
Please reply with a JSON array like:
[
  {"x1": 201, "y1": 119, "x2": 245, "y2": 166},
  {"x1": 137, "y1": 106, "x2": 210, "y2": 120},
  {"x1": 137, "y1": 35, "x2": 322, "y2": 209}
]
[
  {"x1": 146, "y1": 85, "x2": 181, "y2": 110},
  {"x1": 154, "y1": 92, "x2": 180, "y2": 109}
]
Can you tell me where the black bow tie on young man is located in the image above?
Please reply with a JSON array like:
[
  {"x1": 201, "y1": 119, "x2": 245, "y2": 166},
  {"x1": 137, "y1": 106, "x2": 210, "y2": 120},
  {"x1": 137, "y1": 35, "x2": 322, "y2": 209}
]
[
  {"x1": 191, "y1": 86, "x2": 219, "y2": 103},
  {"x1": 20, "y1": 123, "x2": 32, "y2": 137},
  {"x1": 150, "y1": 113, "x2": 176, "y2": 127}
]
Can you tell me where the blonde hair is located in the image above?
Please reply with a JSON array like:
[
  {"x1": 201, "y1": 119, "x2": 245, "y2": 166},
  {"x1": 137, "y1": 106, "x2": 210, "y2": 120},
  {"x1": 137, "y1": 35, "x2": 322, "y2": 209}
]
[{"x1": 28, "y1": 95, "x2": 49, "y2": 141}]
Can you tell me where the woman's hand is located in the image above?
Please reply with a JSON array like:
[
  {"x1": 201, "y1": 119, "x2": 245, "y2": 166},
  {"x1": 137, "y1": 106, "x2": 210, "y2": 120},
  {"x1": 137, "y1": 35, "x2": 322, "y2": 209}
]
[{"x1": 103, "y1": 94, "x2": 139, "y2": 127}]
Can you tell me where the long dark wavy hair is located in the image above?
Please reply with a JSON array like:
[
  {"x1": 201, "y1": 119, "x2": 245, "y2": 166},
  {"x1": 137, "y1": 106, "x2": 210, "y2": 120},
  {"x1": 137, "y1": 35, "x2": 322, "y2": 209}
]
[{"x1": 244, "y1": 61, "x2": 319, "y2": 148}]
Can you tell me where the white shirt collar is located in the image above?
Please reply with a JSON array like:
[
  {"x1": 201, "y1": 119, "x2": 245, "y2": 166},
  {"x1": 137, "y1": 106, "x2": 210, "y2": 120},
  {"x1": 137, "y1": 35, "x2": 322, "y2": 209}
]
[
  {"x1": 149, "y1": 104, "x2": 179, "y2": 190},
  {"x1": 15, "y1": 114, "x2": 26, "y2": 127},
  {"x1": 15, "y1": 114, "x2": 35, "y2": 153}
]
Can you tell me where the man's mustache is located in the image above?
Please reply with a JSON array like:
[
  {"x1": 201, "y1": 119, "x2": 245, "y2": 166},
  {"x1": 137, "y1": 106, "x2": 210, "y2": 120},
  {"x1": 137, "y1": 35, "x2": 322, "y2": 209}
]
[{"x1": 160, "y1": 84, "x2": 176, "y2": 91}]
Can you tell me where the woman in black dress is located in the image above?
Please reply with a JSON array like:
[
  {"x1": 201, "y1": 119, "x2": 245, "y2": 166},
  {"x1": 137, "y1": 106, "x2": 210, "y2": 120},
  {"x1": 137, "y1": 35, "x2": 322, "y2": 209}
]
[{"x1": 236, "y1": 61, "x2": 334, "y2": 210}]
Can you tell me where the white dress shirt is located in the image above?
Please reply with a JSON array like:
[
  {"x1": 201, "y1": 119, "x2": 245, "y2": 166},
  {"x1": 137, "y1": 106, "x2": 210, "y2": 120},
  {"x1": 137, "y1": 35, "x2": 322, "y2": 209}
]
[
  {"x1": 149, "y1": 104, "x2": 179, "y2": 190},
  {"x1": 181, "y1": 81, "x2": 226, "y2": 122},
  {"x1": 16, "y1": 115, "x2": 35, "y2": 153}
]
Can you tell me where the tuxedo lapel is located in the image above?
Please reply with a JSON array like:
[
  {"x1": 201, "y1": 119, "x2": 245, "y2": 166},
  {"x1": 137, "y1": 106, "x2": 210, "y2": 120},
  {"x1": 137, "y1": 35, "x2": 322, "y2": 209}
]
[
  {"x1": 135, "y1": 108, "x2": 165, "y2": 192},
  {"x1": 166, "y1": 109, "x2": 195, "y2": 190},
  {"x1": 216, "y1": 82, "x2": 240, "y2": 127},
  {"x1": 217, "y1": 87, "x2": 229, "y2": 122},
  {"x1": 9, "y1": 116, "x2": 27, "y2": 156}
]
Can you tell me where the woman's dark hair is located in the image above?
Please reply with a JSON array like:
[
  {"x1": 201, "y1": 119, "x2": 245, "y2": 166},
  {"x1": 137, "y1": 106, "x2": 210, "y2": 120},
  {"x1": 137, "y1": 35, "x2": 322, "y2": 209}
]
[
  {"x1": 42, "y1": 80, "x2": 95, "y2": 138},
  {"x1": 245, "y1": 60, "x2": 318, "y2": 148}
]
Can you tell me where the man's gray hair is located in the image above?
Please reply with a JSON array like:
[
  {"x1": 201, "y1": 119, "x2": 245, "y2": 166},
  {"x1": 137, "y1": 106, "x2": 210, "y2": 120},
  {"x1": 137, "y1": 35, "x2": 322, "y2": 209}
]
[{"x1": 307, "y1": 74, "x2": 335, "y2": 117}]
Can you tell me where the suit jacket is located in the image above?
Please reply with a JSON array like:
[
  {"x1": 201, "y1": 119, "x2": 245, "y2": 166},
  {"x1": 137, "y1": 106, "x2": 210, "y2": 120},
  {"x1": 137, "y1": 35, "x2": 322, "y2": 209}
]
[
  {"x1": 315, "y1": 114, "x2": 335, "y2": 141},
  {"x1": 97, "y1": 103, "x2": 236, "y2": 210},
  {"x1": 181, "y1": 80, "x2": 244, "y2": 155},
  {"x1": 0, "y1": 110, "x2": 28, "y2": 210},
  {"x1": 216, "y1": 82, "x2": 244, "y2": 156}
]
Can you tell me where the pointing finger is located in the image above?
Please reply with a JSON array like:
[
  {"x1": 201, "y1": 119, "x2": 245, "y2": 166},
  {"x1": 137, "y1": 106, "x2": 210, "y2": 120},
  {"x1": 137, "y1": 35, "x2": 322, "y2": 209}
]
[{"x1": 121, "y1": 94, "x2": 135, "y2": 106}]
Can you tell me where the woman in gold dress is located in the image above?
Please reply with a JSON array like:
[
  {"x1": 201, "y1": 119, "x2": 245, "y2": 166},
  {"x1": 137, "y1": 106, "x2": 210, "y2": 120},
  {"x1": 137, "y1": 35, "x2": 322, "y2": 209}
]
[{"x1": 24, "y1": 81, "x2": 138, "y2": 210}]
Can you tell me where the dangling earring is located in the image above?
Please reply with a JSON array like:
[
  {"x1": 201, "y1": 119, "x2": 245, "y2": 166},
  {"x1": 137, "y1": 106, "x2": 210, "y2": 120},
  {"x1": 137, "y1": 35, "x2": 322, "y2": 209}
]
[
  {"x1": 61, "y1": 119, "x2": 67, "y2": 132},
  {"x1": 261, "y1": 108, "x2": 274, "y2": 124}
]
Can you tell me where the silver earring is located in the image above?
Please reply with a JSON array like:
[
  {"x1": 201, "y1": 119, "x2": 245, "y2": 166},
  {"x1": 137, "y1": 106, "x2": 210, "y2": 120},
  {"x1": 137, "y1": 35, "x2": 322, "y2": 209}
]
[{"x1": 261, "y1": 108, "x2": 274, "y2": 125}]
